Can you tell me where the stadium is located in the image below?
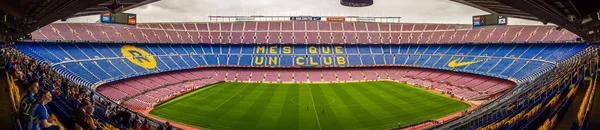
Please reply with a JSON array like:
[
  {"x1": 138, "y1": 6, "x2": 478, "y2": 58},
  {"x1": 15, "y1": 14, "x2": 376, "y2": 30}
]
[{"x1": 1, "y1": 0, "x2": 599, "y2": 130}]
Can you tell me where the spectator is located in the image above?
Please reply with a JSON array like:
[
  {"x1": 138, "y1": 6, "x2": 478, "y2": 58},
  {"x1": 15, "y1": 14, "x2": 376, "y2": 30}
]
[
  {"x1": 21, "y1": 80, "x2": 39, "y2": 104},
  {"x1": 156, "y1": 125, "x2": 165, "y2": 130},
  {"x1": 72, "y1": 94, "x2": 82, "y2": 109},
  {"x1": 112, "y1": 108, "x2": 132, "y2": 128},
  {"x1": 3, "y1": 44, "x2": 173, "y2": 130},
  {"x1": 141, "y1": 119, "x2": 151, "y2": 130},
  {"x1": 13, "y1": 70, "x2": 26, "y2": 88},
  {"x1": 6, "y1": 57, "x2": 13, "y2": 72},
  {"x1": 76, "y1": 99, "x2": 103, "y2": 130},
  {"x1": 90, "y1": 92, "x2": 95, "y2": 104},
  {"x1": 51, "y1": 85, "x2": 61, "y2": 97},
  {"x1": 75, "y1": 100, "x2": 90, "y2": 128},
  {"x1": 28, "y1": 91, "x2": 61, "y2": 130},
  {"x1": 166, "y1": 122, "x2": 173, "y2": 130},
  {"x1": 7, "y1": 57, "x2": 17, "y2": 77},
  {"x1": 61, "y1": 79, "x2": 69, "y2": 96},
  {"x1": 19, "y1": 80, "x2": 40, "y2": 127}
]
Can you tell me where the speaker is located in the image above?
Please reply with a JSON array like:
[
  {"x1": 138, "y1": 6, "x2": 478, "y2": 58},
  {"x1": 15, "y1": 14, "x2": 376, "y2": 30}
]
[
  {"x1": 340, "y1": 0, "x2": 373, "y2": 7},
  {"x1": 107, "y1": 1, "x2": 124, "y2": 14}
]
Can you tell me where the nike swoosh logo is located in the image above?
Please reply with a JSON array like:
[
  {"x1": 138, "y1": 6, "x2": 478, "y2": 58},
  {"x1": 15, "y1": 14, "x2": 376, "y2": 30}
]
[{"x1": 448, "y1": 59, "x2": 484, "y2": 68}]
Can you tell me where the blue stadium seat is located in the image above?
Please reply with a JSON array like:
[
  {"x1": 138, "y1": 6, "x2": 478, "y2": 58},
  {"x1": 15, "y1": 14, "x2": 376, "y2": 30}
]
[
  {"x1": 423, "y1": 55, "x2": 441, "y2": 67},
  {"x1": 361, "y1": 55, "x2": 375, "y2": 65},
  {"x1": 373, "y1": 55, "x2": 386, "y2": 65},
  {"x1": 14, "y1": 42, "x2": 588, "y2": 86},
  {"x1": 488, "y1": 59, "x2": 513, "y2": 74},
  {"x1": 239, "y1": 55, "x2": 253, "y2": 66},
  {"x1": 406, "y1": 55, "x2": 420, "y2": 65},
  {"x1": 370, "y1": 45, "x2": 383, "y2": 54},
  {"x1": 394, "y1": 55, "x2": 408, "y2": 64},
  {"x1": 228, "y1": 55, "x2": 240, "y2": 65}
]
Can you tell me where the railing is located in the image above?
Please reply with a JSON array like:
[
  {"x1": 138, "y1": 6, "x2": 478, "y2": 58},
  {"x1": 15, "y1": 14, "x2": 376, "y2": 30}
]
[
  {"x1": 4, "y1": 45, "x2": 183, "y2": 130},
  {"x1": 5, "y1": 72, "x2": 20, "y2": 113},
  {"x1": 574, "y1": 68, "x2": 597, "y2": 129},
  {"x1": 431, "y1": 46, "x2": 597, "y2": 130}
]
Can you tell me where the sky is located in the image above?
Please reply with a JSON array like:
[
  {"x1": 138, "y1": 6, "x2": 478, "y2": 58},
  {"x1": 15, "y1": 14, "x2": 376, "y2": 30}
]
[{"x1": 66, "y1": 0, "x2": 544, "y2": 25}]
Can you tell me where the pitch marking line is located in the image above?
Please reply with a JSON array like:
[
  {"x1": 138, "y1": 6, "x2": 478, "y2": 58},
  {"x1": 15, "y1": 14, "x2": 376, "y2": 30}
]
[
  {"x1": 211, "y1": 86, "x2": 248, "y2": 110},
  {"x1": 308, "y1": 86, "x2": 323, "y2": 130},
  {"x1": 290, "y1": 96, "x2": 335, "y2": 106}
]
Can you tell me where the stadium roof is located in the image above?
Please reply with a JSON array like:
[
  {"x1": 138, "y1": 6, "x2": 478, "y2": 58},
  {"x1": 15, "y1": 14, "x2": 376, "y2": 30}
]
[
  {"x1": 452, "y1": 0, "x2": 600, "y2": 42},
  {"x1": 451, "y1": 0, "x2": 538, "y2": 20},
  {"x1": 71, "y1": 0, "x2": 159, "y2": 17},
  {"x1": 0, "y1": 0, "x2": 158, "y2": 41}
]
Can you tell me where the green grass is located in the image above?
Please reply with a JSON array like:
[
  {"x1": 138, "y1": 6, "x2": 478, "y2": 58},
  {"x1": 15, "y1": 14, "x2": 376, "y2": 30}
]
[{"x1": 149, "y1": 81, "x2": 470, "y2": 130}]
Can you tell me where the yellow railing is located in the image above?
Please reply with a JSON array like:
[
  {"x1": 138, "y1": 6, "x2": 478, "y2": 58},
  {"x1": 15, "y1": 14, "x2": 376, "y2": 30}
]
[
  {"x1": 103, "y1": 123, "x2": 120, "y2": 130},
  {"x1": 6, "y1": 72, "x2": 21, "y2": 113},
  {"x1": 577, "y1": 76, "x2": 596, "y2": 126}
]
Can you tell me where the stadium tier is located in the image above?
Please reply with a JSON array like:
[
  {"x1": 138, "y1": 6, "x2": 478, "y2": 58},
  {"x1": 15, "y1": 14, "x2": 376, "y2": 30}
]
[
  {"x1": 14, "y1": 42, "x2": 585, "y2": 86},
  {"x1": 31, "y1": 22, "x2": 579, "y2": 44}
]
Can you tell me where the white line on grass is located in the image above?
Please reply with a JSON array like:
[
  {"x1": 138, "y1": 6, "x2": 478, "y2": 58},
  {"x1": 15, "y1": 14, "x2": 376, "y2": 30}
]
[
  {"x1": 212, "y1": 85, "x2": 249, "y2": 110},
  {"x1": 308, "y1": 86, "x2": 323, "y2": 130}
]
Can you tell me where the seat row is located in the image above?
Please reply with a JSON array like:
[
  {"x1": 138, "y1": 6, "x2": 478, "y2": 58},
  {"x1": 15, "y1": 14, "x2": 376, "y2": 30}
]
[
  {"x1": 14, "y1": 42, "x2": 586, "y2": 86},
  {"x1": 207, "y1": 67, "x2": 514, "y2": 100},
  {"x1": 97, "y1": 67, "x2": 515, "y2": 109},
  {"x1": 32, "y1": 22, "x2": 578, "y2": 44}
]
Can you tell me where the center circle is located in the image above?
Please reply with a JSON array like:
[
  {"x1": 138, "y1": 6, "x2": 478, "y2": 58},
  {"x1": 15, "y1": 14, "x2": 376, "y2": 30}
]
[{"x1": 290, "y1": 95, "x2": 335, "y2": 106}]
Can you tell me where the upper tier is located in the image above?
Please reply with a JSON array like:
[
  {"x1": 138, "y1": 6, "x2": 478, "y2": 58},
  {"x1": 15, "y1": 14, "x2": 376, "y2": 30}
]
[
  {"x1": 15, "y1": 42, "x2": 586, "y2": 87},
  {"x1": 31, "y1": 21, "x2": 578, "y2": 44}
]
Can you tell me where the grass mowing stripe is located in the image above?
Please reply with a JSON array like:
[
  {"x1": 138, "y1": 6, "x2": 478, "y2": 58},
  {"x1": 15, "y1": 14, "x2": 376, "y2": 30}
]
[
  {"x1": 330, "y1": 83, "x2": 382, "y2": 127},
  {"x1": 319, "y1": 83, "x2": 362, "y2": 130},
  {"x1": 373, "y1": 82, "x2": 429, "y2": 108},
  {"x1": 352, "y1": 82, "x2": 414, "y2": 120},
  {"x1": 297, "y1": 84, "x2": 318, "y2": 130},
  {"x1": 307, "y1": 84, "x2": 323, "y2": 130},
  {"x1": 342, "y1": 84, "x2": 392, "y2": 122},
  {"x1": 210, "y1": 84, "x2": 249, "y2": 110},
  {"x1": 203, "y1": 83, "x2": 261, "y2": 128},
  {"x1": 276, "y1": 84, "x2": 300, "y2": 129},
  {"x1": 254, "y1": 84, "x2": 287, "y2": 129},
  {"x1": 151, "y1": 83, "x2": 222, "y2": 112},
  {"x1": 312, "y1": 84, "x2": 343, "y2": 130},
  {"x1": 371, "y1": 81, "x2": 469, "y2": 126},
  {"x1": 149, "y1": 83, "x2": 224, "y2": 115},
  {"x1": 149, "y1": 83, "x2": 244, "y2": 130},
  {"x1": 150, "y1": 81, "x2": 470, "y2": 130},
  {"x1": 234, "y1": 83, "x2": 278, "y2": 129},
  {"x1": 189, "y1": 83, "x2": 240, "y2": 110},
  {"x1": 376, "y1": 81, "x2": 467, "y2": 108}
]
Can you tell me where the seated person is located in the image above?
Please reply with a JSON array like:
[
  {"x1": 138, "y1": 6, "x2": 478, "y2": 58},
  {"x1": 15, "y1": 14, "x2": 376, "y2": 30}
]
[
  {"x1": 76, "y1": 100, "x2": 103, "y2": 130},
  {"x1": 28, "y1": 91, "x2": 62, "y2": 130}
]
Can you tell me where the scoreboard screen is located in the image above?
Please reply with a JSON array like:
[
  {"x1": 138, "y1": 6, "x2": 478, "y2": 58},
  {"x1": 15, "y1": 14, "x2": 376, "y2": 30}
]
[
  {"x1": 100, "y1": 13, "x2": 136, "y2": 25},
  {"x1": 290, "y1": 16, "x2": 321, "y2": 21},
  {"x1": 473, "y1": 14, "x2": 507, "y2": 27}
]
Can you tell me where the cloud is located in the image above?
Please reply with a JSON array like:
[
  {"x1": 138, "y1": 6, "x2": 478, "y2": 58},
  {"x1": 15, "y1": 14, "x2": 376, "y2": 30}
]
[{"x1": 63, "y1": 0, "x2": 542, "y2": 25}]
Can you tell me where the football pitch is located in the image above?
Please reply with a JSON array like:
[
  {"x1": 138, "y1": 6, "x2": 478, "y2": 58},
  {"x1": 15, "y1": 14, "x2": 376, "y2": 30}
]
[{"x1": 149, "y1": 81, "x2": 470, "y2": 130}]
